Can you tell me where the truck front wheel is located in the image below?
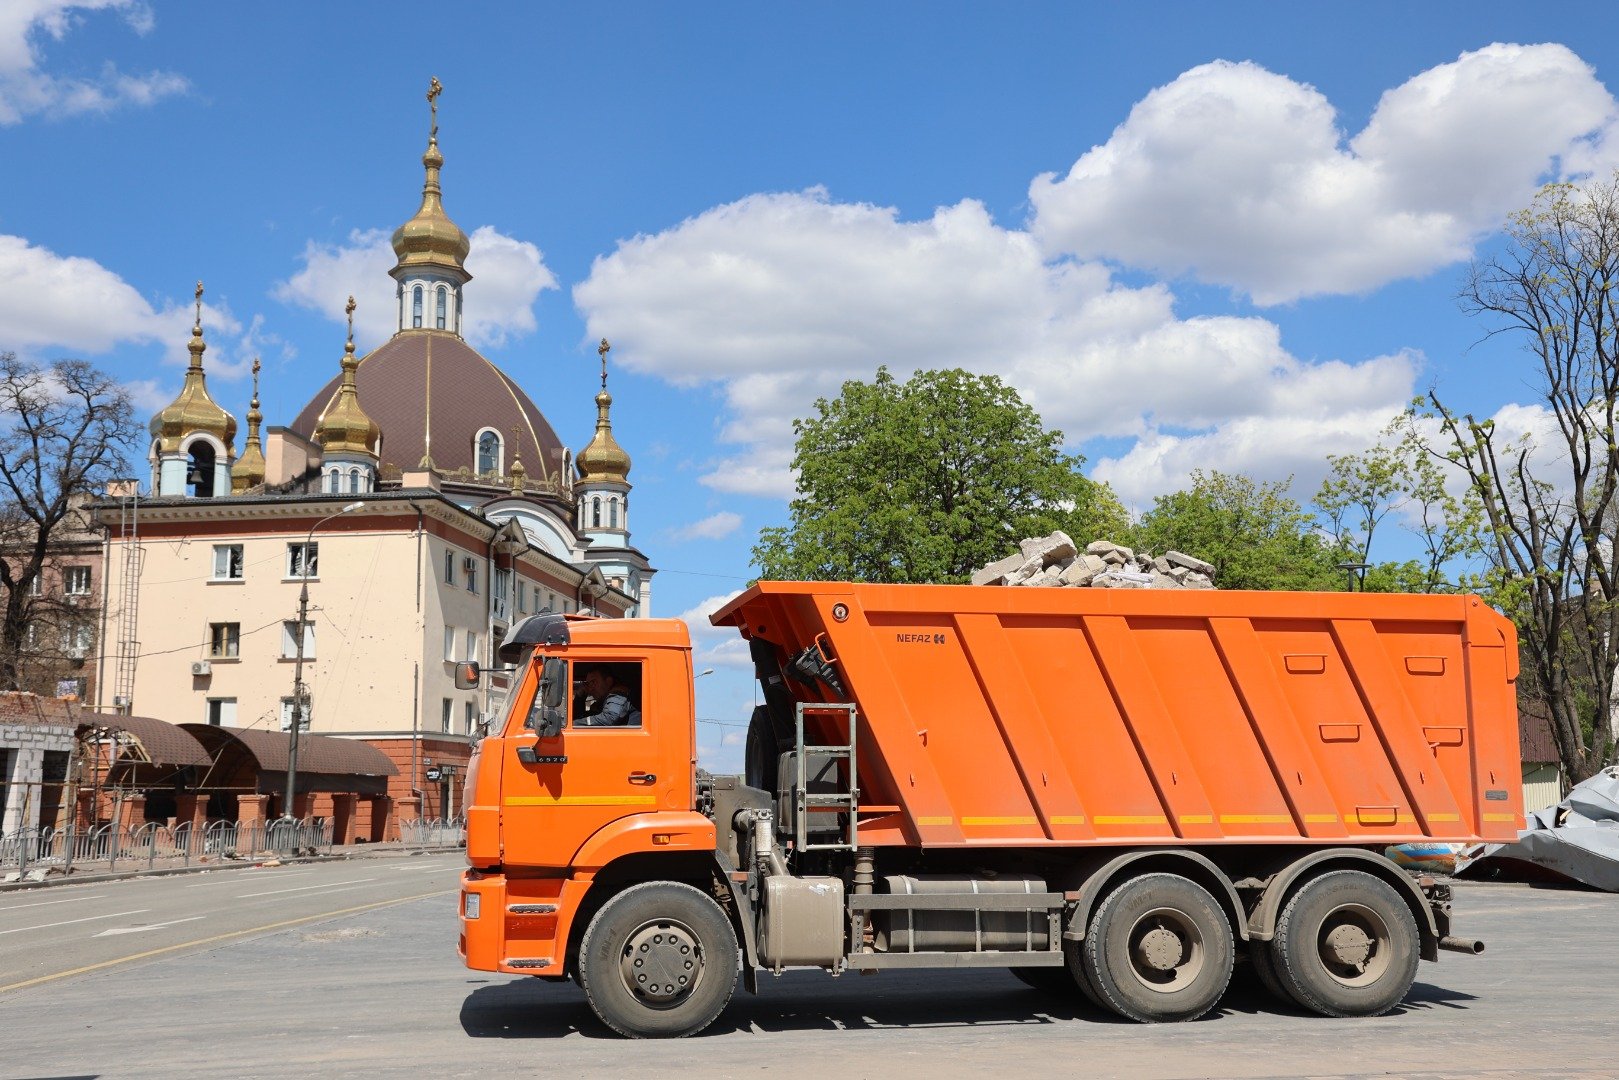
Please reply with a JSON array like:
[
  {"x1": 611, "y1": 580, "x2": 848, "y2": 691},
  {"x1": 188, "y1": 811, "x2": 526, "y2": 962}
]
[
  {"x1": 1080, "y1": 873, "x2": 1234, "y2": 1023},
  {"x1": 578, "y1": 881, "x2": 740, "y2": 1038},
  {"x1": 1270, "y1": 869, "x2": 1418, "y2": 1017}
]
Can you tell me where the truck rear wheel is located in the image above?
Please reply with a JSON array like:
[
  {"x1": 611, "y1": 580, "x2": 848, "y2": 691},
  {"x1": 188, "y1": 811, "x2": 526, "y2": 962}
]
[
  {"x1": 578, "y1": 881, "x2": 739, "y2": 1039},
  {"x1": 1009, "y1": 966, "x2": 1080, "y2": 994},
  {"x1": 1271, "y1": 870, "x2": 1418, "y2": 1018},
  {"x1": 1081, "y1": 873, "x2": 1233, "y2": 1023}
]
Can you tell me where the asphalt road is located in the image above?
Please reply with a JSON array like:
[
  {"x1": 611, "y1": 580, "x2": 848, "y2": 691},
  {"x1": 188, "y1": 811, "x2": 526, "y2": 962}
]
[{"x1": 1, "y1": 858, "x2": 1616, "y2": 1079}]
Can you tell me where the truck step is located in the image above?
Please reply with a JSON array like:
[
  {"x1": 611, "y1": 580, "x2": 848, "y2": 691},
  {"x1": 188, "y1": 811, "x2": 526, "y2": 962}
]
[
  {"x1": 847, "y1": 950, "x2": 1066, "y2": 971},
  {"x1": 504, "y1": 957, "x2": 553, "y2": 969},
  {"x1": 507, "y1": 904, "x2": 558, "y2": 915}
]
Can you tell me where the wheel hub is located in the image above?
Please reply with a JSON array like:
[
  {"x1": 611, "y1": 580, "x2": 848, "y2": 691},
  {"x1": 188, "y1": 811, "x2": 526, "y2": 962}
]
[
  {"x1": 1137, "y1": 927, "x2": 1184, "y2": 972},
  {"x1": 1323, "y1": 923, "x2": 1373, "y2": 968},
  {"x1": 620, "y1": 922, "x2": 701, "y2": 1007}
]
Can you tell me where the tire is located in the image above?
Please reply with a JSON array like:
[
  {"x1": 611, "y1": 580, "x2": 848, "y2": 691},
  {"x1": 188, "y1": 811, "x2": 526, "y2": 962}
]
[
  {"x1": 1062, "y1": 932, "x2": 1109, "y2": 1010},
  {"x1": 1248, "y1": 940, "x2": 1294, "y2": 1005},
  {"x1": 744, "y1": 707, "x2": 778, "y2": 793},
  {"x1": 1009, "y1": 966, "x2": 1080, "y2": 994},
  {"x1": 1080, "y1": 873, "x2": 1234, "y2": 1023},
  {"x1": 578, "y1": 881, "x2": 740, "y2": 1038},
  {"x1": 1271, "y1": 870, "x2": 1419, "y2": 1018}
]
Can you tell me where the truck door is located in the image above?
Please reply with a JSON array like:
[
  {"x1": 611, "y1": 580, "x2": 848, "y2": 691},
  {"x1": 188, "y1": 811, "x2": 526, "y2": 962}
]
[{"x1": 501, "y1": 659, "x2": 659, "y2": 867}]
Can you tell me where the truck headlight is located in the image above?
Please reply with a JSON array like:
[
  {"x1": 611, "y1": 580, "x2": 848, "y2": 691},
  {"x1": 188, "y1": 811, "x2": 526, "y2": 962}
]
[{"x1": 464, "y1": 892, "x2": 480, "y2": 920}]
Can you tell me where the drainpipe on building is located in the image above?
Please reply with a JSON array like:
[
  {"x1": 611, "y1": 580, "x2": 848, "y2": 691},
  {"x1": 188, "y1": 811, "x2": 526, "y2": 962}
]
[{"x1": 408, "y1": 502, "x2": 426, "y2": 816}]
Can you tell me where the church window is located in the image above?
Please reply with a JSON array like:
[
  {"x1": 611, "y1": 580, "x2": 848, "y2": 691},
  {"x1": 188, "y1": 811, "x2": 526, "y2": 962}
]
[
  {"x1": 187, "y1": 442, "x2": 216, "y2": 499},
  {"x1": 477, "y1": 430, "x2": 501, "y2": 476},
  {"x1": 436, "y1": 287, "x2": 447, "y2": 330},
  {"x1": 348, "y1": 468, "x2": 360, "y2": 494},
  {"x1": 412, "y1": 286, "x2": 423, "y2": 328},
  {"x1": 326, "y1": 469, "x2": 338, "y2": 494},
  {"x1": 456, "y1": 291, "x2": 463, "y2": 333},
  {"x1": 609, "y1": 499, "x2": 619, "y2": 528},
  {"x1": 591, "y1": 497, "x2": 601, "y2": 528}
]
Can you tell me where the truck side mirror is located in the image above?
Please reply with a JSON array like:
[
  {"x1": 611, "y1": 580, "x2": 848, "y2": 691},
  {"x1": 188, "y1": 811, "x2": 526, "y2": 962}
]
[
  {"x1": 540, "y1": 657, "x2": 566, "y2": 708},
  {"x1": 453, "y1": 661, "x2": 480, "y2": 689}
]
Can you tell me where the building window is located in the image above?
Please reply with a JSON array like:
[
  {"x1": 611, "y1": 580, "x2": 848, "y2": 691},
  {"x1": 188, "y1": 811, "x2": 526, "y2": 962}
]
[
  {"x1": 465, "y1": 560, "x2": 477, "y2": 593},
  {"x1": 517, "y1": 582, "x2": 527, "y2": 614},
  {"x1": 493, "y1": 568, "x2": 511, "y2": 619},
  {"x1": 547, "y1": 590, "x2": 556, "y2": 612},
  {"x1": 287, "y1": 542, "x2": 318, "y2": 578},
  {"x1": 62, "y1": 623, "x2": 92, "y2": 658},
  {"x1": 212, "y1": 544, "x2": 244, "y2": 580},
  {"x1": 63, "y1": 566, "x2": 91, "y2": 595},
  {"x1": 282, "y1": 620, "x2": 316, "y2": 659},
  {"x1": 206, "y1": 698, "x2": 237, "y2": 727},
  {"x1": 464, "y1": 700, "x2": 476, "y2": 735},
  {"x1": 443, "y1": 549, "x2": 455, "y2": 584},
  {"x1": 609, "y1": 499, "x2": 619, "y2": 529},
  {"x1": 348, "y1": 468, "x2": 360, "y2": 494},
  {"x1": 57, "y1": 676, "x2": 87, "y2": 701},
  {"x1": 412, "y1": 285, "x2": 423, "y2": 328},
  {"x1": 443, "y1": 626, "x2": 455, "y2": 662},
  {"x1": 209, "y1": 622, "x2": 240, "y2": 659},
  {"x1": 441, "y1": 697, "x2": 453, "y2": 734},
  {"x1": 476, "y1": 430, "x2": 501, "y2": 476},
  {"x1": 280, "y1": 697, "x2": 310, "y2": 732},
  {"x1": 27, "y1": 575, "x2": 41, "y2": 597},
  {"x1": 591, "y1": 497, "x2": 601, "y2": 528},
  {"x1": 464, "y1": 630, "x2": 477, "y2": 663},
  {"x1": 436, "y1": 287, "x2": 447, "y2": 330}
]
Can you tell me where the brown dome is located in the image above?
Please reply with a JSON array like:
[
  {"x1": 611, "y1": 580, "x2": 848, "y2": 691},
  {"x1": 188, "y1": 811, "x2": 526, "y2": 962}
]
[{"x1": 290, "y1": 330, "x2": 564, "y2": 483}]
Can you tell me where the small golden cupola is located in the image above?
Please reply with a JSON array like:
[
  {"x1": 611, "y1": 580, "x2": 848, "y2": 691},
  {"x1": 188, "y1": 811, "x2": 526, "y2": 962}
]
[
  {"x1": 230, "y1": 358, "x2": 267, "y2": 493},
  {"x1": 149, "y1": 281, "x2": 237, "y2": 498},
  {"x1": 390, "y1": 77, "x2": 471, "y2": 336},
  {"x1": 315, "y1": 297, "x2": 382, "y2": 494},
  {"x1": 576, "y1": 338, "x2": 633, "y2": 543}
]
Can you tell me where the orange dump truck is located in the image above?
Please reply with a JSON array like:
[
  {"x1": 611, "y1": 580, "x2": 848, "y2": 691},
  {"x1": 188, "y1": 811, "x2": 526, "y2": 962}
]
[{"x1": 457, "y1": 582, "x2": 1521, "y2": 1038}]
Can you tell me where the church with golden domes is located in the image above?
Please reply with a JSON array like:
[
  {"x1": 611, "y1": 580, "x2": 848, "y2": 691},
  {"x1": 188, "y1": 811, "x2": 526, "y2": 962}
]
[{"x1": 87, "y1": 82, "x2": 652, "y2": 836}]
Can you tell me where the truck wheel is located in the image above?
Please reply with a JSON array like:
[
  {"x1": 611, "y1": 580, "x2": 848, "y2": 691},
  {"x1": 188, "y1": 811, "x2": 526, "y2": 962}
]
[
  {"x1": 744, "y1": 707, "x2": 778, "y2": 792},
  {"x1": 1009, "y1": 966, "x2": 1079, "y2": 994},
  {"x1": 1248, "y1": 941, "x2": 1294, "y2": 1006},
  {"x1": 578, "y1": 881, "x2": 739, "y2": 1038},
  {"x1": 1271, "y1": 870, "x2": 1418, "y2": 1018},
  {"x1": 1081, "y1": 873, "x2": 1234, "y2": 1023}
]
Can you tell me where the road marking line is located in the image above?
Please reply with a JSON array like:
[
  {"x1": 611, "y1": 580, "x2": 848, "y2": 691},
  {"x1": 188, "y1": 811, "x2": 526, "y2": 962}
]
[
  {"x1": 96, "y1": 916, "x2": 207, "y2": 937},
  {"x1": 0, "y1": 890, "x2": 448, "y2": 996},
  {"x1": 235, "y1": 877, "x2": 377, "y2": 899},
  {"x1": 185, "y1": 871, "x2": 315, "y2": 887},
  {"x1": 0, "y1": 895, "x2": 104, "y2": 911},
  {"x1": 0, "y1": 909, "x2": 148, "y2": 936}
]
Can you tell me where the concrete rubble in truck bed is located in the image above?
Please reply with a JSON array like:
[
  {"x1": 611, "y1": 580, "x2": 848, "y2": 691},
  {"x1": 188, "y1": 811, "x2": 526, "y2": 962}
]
[{"x1": 970, "y1": 532, "x2": 1217, "y2": 590}]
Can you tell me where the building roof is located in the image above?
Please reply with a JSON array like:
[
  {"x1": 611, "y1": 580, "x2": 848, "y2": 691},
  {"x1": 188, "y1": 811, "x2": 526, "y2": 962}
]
[
  {"x1": 289, "y1": 331, "x2": 564, "y2": 484},
  {"x1": 81, "y1": 713, "x2": 212, "y2": 767},
  {"x1": 180, "y1": 724, "x2": 397, "y2": 777}
]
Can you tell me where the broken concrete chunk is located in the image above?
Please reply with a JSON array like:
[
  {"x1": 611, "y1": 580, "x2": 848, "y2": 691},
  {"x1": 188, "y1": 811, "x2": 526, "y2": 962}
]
[
  {"x1": 1020, "y1": 530, "x2": 1077, "y2": 567},
  {"x1": 1151, "y1": 556, "x2": 1172, "y2": 573},
  {"x1": 1060, "y1": 559, "x2": 1098, "y2": 587},
  {"x1": 1181, "y1": 573, "x2": 1215, "y2": 590},
  {"x1": 1165, "y1": 550, "x2": 1216, "y2": 576},
  {"x1": 971, "y1": 552, "x2": 1026, "y2": 587}
]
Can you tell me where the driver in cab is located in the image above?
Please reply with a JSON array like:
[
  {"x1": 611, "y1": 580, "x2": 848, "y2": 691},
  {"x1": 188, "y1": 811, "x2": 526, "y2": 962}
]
[{"x1": 575, "y1": 664, "x2": 641, "y2": 727}]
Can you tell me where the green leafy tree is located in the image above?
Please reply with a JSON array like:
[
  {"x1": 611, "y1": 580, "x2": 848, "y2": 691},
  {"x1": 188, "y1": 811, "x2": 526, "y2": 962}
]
[
  {"x1": 1132, "y1": 470, "x2": 1342, "y2": 590},
  {"x1": 1423, "y1": 174, "x2": 1619, "y2": 782},
  {"x1": 1315, "y1": 426, "x2": 1485, "y2": 593},
  {"x1": 753, "y1": 367, "x2": 1126, "y2": 583}
]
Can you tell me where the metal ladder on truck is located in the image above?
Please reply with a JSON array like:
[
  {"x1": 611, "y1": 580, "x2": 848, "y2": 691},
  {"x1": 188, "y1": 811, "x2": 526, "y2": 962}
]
[{"x1": 792, "y1": 702, "x2": 859, "y2": 853}]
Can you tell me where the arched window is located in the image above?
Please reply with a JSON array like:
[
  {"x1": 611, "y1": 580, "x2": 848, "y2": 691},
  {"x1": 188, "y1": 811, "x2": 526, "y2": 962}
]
[
  {"x1": 326, "y1": 469, "x2": 338, "y2": 494},
  {"x1": 591, "y1": 497, "x2": 601, "y2": 528},
  {"x1": 609, "y1": 499, "x2": 619, "y2": 528},
  {"x1": 455, "y1": 291, "x2": 463, "y2": 333},
  {"x1": 436, "y1": 288, "x2": 447, "y2": 330},
  {"x1": 348, "y1": 468, "x2": 360, "y2": 494},
  {"x1": 187, "y1": 442, "x2": 216, "y2": 498},
  {"x1": 476, "y1": 430, "x2": 501, "y2": 476},
  {"x1": 412, "y1": 286, "x2": 423, "y2": 328}
]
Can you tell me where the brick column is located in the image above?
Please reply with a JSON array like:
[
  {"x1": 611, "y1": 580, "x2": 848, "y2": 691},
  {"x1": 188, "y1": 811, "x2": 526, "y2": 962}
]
[
  {"x1": 116, "y1": 794, "x2": 146, "y2": 832},
  {"x1": 237, "y1": 793, "x2": 269, "y2": 825},
  {"x1": 330, "y1": 793, "x2": 358, "y2": 845}
]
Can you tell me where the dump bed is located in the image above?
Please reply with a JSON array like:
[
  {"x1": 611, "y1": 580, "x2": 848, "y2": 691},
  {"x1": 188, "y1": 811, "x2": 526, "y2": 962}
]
[{"x1": 711, "y1": 582, "x2": 1523, "y2": 849}]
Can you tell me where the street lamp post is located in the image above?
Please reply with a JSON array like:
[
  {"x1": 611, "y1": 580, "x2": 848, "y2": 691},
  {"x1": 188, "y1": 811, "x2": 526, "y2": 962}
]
[{"x1": 284, "y1": 501, "x2": 364, "y2": 828}]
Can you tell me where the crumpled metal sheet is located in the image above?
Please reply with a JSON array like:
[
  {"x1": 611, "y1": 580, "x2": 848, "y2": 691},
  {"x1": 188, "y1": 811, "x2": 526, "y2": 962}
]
[{"x1": 1456, "y1": 766, "x2": 1619, "y2": 892}]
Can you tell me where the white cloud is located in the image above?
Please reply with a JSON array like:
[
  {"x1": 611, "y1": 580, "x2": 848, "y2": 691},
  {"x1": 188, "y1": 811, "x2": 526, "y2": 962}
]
[
  {"x1": 0, "y1": 1, "x2": 187, "y2": 125},
  {"x1": 675, "y1": 592, "x2": 752, "y2": 670},
  {"x1": 274, "y1": 226, "x2": 557, "y2": 351},
  {"x1": 1029, "y1": 45, "x2": 1619, "y2": 304},
  {"x1": 669, "y1": 511, "x2": 742, "y2": 542},
  {"x1": 575, "y1": 189, "x2": 1416, "y2": 505}
]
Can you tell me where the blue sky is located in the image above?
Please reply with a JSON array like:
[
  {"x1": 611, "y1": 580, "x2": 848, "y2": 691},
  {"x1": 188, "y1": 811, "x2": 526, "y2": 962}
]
[{"x1": 5, "y1": 3, "x2": 1619, "y2": 769}]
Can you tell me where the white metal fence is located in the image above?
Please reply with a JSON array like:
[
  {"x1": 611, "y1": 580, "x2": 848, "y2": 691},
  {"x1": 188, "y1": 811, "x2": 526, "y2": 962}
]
[{"x1": 0, "y1": 819, "x2": 333, "y2": 876}]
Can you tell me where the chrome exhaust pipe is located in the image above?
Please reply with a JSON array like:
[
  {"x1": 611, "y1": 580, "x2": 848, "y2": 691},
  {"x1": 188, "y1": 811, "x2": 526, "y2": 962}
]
[{"x1": 1438, "y1": 935, "x2": 1485, "y2": 954}]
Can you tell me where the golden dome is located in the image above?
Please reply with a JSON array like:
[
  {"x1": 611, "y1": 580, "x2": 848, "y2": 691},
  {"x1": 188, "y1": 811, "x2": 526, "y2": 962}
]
[
  {"x1": 577, "y1": 340, "x2": 631, "y2": 484},
  {"x1": 390, "y1": 79, "x2": 471, "y2": 286},
  {"x1": 230, "y1": 359, "x2": 266, "y2": 493},
  {"x1": 315, "y1": 297, "x2": 382, "y2": 457},
  {"x1": 150, "y1": 282, "x2": 237, "y2": 454}
]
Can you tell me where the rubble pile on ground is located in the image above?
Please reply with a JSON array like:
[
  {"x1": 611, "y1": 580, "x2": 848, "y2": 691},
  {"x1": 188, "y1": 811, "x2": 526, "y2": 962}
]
[{"x1": 970, "y1": 532, "x2": 1216, "y2": 590}]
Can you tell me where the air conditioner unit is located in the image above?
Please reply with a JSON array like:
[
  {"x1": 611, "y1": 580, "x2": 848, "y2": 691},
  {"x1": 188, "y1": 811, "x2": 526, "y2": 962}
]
[
  {"x1": 191, "y1": 660, "x2": 212, "y2": 676},
  {"x1": 462, "y1": 556, "x2": 477, "y2": 572}
]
